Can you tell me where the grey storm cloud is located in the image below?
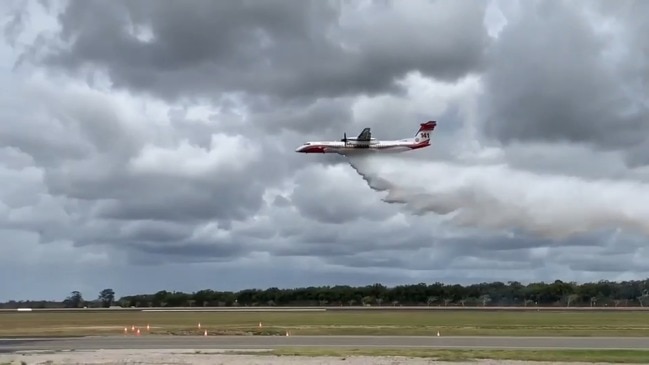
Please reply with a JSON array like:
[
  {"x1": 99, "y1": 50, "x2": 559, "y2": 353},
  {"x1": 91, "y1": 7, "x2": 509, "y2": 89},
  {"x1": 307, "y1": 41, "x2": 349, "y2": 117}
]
[
  {"x1": 27, "y1": 0, "x2": 490, "y2": 102},
  {"x1": 2, "y1": 0, "x2": 649, "y2": 301},
  {"x1": 480, "y1": 0, "x2": 649, "y2": 165}
]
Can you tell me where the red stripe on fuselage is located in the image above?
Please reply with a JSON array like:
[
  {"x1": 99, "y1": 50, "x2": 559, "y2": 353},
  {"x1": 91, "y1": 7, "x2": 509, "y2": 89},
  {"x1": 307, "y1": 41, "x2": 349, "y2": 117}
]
[{"x1": 409, "y1": 141, "x2": 430, "y2": 149}]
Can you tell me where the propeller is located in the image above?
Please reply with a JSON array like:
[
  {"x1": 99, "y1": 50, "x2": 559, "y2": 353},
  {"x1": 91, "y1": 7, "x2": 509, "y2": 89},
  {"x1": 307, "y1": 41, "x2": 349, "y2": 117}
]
[{"x1": 341, "y1": 132, "x2": 347, "y2": 146}]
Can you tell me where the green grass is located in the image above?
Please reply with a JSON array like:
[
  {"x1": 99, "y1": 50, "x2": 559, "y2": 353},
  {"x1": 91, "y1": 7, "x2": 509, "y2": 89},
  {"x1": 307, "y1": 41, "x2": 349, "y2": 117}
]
[
  {"x1": 239, "y1": 348, "x2": 649, "y2": 363},
  {"x1": 2, "y1": 310, "x2": 649, "y2": 337}
]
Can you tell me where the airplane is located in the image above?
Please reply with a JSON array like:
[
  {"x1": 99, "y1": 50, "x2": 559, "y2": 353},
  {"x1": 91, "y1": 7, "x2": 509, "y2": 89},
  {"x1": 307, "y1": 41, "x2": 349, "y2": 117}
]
[{"x1": 295, "y1": 121, "x2": 437, "y2": 155}]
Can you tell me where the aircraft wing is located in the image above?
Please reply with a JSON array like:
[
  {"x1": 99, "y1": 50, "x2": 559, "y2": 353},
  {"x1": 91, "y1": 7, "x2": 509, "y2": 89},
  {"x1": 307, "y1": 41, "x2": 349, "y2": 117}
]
[{"x1": 357, "y1": 127, "x2": 371, "y2": 141}]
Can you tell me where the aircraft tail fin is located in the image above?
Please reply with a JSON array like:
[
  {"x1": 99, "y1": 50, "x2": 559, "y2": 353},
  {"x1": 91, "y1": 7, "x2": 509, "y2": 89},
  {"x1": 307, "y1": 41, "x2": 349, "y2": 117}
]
[{"x1": 414, "y1": 121, "x2": 436, "y2": 143}]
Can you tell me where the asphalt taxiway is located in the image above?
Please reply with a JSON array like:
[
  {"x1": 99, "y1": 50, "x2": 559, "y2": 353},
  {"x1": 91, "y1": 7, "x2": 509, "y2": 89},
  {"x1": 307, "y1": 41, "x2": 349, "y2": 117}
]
[{"x1": 2, "y1": 335, "x2": 649, "y2": 352}]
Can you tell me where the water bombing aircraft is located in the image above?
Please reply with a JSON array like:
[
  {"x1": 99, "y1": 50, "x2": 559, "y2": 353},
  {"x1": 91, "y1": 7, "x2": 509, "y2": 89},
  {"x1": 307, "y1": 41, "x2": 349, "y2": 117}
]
[{"x1": 295, "y1": 121, "x2": 436, "y2": 155}]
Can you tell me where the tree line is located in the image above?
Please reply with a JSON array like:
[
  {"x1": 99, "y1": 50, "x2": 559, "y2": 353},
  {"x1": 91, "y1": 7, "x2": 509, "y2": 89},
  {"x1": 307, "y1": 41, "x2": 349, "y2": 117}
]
[{"x1": 2, "y1": 279, "x2": 649, "y2": 309}]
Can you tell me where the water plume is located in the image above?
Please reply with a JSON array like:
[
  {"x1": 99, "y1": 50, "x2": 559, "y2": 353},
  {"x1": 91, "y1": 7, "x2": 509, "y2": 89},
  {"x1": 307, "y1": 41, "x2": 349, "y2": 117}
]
[{"x1": 347, "y1": 154, "x2": 649, "y2": 239}]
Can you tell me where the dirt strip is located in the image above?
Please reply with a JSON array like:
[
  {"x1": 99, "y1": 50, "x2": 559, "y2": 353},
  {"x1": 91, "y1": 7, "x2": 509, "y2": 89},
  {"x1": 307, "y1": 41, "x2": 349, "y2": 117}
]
[{"x1": 0, "y1": 349, "x2": 625, "y2": 365}]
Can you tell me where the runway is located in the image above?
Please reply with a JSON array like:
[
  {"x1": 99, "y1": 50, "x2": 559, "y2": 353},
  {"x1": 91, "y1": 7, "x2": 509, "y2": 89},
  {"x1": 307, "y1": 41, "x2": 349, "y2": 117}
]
[{"x1": 2, "y1": 335, "x2": 649, "y2": 352}]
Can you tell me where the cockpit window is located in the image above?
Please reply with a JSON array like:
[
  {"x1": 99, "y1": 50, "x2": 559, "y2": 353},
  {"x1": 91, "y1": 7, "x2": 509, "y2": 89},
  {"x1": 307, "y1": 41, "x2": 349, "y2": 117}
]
[{"x1": 303, "y1": 142, "x2": 311, "y2": 145}]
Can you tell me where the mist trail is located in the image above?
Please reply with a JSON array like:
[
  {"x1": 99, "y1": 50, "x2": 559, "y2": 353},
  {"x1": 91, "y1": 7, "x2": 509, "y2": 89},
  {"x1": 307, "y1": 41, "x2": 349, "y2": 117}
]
[{"x1": 347, "y1": 154, "x2": 649, "y2": 239}]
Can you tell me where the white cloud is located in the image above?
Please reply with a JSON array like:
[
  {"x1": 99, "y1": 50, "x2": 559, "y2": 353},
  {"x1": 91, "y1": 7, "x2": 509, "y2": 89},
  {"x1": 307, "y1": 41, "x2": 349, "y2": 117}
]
[
  {"x1": 351, "y1": 71, "x2": 482, "y2": 135},
  {"x1": 130, "y1": 133, "x2": 260, "y2": 177}
]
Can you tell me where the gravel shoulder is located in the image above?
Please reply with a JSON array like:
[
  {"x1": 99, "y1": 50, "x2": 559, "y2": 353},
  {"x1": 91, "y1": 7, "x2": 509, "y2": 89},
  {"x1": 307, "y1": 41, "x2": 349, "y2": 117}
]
[{"x1": 0, "y1": 349, "x2": 625, "y2": 365}]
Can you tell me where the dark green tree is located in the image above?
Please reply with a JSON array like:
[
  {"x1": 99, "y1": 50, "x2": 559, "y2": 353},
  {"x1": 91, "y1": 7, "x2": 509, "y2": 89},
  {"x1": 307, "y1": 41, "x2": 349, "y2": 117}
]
[
  {"x1": 98, "y1": 288, "x2": 115, "y2": 308},
  {"x1": 63, "y1": 291, "x2": 83, "y2": 308}
]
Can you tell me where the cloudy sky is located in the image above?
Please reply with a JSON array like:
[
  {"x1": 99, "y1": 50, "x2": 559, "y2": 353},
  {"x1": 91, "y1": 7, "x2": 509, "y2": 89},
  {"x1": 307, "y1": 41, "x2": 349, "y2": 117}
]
[{"x1": 2, "y1": 0, "x2": 649, "y2": 301}]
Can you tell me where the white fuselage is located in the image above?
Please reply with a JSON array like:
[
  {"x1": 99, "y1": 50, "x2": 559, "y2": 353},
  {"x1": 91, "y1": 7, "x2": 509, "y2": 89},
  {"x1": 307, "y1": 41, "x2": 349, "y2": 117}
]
[
  {"x1": 296, "y1": 120, "x2": 436, "y2": 155},
  {"x1": 295, "y1": 138, "x2": 428, "y2": 155}
]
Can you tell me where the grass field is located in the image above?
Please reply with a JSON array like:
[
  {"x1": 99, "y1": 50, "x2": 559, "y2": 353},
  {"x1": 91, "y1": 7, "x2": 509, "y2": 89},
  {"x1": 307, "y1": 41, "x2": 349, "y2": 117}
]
[{"x1": 1, "y1": 309, "x2": 649, "y2": 337}]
